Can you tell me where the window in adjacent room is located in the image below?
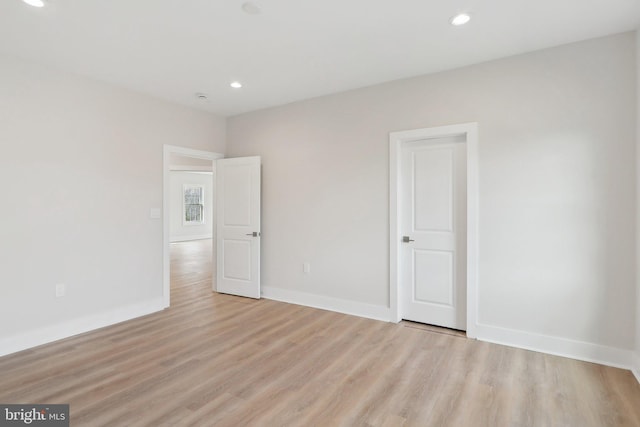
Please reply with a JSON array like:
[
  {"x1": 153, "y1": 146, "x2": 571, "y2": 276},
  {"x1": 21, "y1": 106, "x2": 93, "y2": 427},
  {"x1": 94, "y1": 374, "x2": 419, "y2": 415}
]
[{"x1": 183, "y1": 185, "x2": 204, "y2": 225}]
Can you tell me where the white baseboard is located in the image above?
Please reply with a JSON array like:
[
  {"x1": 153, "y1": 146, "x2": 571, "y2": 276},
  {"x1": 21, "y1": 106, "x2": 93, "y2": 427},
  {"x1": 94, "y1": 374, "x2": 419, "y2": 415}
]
[
  {"x1": 170, "y1": 234, "x2": 212, "y2": 243},
  {"x1": 632, "y1": 352, "x2": 640, "y2": 385},
  {"x1": 0, "y1": 298, "x2": 164, "y2": 358},
  {"x1": 261, "y1": 286, "x2": 390, "y2": 322},
  {"x1": 475, "y1": 323, "x2": 633, "y2": 370},
  {"x1": 260, "y1": 288, "x2": 636, "y2": 375}
]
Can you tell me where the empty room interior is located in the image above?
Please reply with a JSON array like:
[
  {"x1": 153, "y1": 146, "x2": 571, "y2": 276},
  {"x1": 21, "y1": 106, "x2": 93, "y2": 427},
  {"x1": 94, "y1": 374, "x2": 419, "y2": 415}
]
[{"x1": 1, "y1": 1, "x2": 640, "y2": 426}]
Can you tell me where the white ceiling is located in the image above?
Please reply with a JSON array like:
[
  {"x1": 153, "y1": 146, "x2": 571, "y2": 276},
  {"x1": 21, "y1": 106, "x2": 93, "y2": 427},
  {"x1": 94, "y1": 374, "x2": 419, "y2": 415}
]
[{"x1": 1, "y1": 0, "x2": 639, "y2": 116}]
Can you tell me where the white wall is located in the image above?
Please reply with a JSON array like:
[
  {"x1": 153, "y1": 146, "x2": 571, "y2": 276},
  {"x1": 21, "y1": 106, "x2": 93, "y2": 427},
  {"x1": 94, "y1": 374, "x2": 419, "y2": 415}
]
[
  {"x1": 227, "y1": 33, "x2": 637, "y2": 360},
  {"x1": 169, "y1": 171, "x2": 214, "y2": 242},
  {"x1": 635, "y1": 29, "x2": 640, "y2": 381},
  {"x1": 0, "y1": 54, "x2": 225, "y2": 355},
  {"x1": 169, "y1": 153, "x2": 213, "y2": 169}
]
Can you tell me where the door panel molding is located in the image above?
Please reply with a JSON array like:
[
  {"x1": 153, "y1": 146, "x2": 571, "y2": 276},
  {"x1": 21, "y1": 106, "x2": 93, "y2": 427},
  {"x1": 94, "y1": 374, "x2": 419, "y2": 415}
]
[{"x1": 389, "y1": 123, "x2": 479, "y2": 338}]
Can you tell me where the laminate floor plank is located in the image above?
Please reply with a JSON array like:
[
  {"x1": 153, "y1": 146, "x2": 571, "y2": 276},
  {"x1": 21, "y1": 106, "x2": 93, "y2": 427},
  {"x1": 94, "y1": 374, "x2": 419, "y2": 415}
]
[{"x1": 0, "y1": 239, "x2": 639, "y2": 426}]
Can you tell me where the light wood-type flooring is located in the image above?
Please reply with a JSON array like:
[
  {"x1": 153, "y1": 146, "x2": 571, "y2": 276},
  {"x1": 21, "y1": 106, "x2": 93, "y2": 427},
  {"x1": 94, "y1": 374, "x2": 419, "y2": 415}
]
[{"x1": 1, "y1": 239, "x2": 639, "y2": 426}]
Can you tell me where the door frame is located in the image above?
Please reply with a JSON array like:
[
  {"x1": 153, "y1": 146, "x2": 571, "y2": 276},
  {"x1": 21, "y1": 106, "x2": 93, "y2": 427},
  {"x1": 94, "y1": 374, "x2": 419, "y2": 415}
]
[
  {"x1": 162, "y1": 145, "x2": 224, "y2": 308},
  {"x1": 389, "y1": 123, "x2": 479, "y2": 338}
]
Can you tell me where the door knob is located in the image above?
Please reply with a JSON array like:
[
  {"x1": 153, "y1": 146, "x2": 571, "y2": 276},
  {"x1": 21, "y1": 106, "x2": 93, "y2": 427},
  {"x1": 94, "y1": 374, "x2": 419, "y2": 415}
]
[
  {"x1": 402, "y1": 236, "x2": 415, "y2": 243},
  {"x1": 246, "y1": 232, "x2": 260, "y2": 237}
]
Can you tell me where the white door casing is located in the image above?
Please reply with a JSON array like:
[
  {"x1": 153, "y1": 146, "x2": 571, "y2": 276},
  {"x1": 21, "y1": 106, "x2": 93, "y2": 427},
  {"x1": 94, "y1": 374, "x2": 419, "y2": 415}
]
[
  {"x1": 400, "y1": 136, "x2": 467, "y2": 330},
  {"x1": 389, "y1": 123, "x2": 478, "y2": 337},
  {"x1": 216, "y1": 156, "x2": 261, "y2": 299}
]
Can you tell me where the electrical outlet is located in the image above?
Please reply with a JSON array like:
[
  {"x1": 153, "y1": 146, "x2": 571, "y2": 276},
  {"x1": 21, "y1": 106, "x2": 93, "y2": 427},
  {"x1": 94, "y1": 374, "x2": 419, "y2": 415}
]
[
  {"x1": 55, "y1": 284, "x2": 66, "y2": 298},
  {"x1": 303, "y1": 262, "x2": 311, "y2": 274}
]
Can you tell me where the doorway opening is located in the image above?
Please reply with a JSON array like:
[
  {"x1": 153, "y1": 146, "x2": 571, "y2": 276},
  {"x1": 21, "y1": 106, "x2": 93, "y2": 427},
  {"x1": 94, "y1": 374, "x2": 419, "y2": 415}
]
[
  {"x1": 389, "y1": 123, "x2": 479, "y2": 338},
  {"x1": 162, "y1": 145, "x2": 223, "y2": 308},
  {"x1": 170, "y1": 238, "x2": 213, "y2": 301}
]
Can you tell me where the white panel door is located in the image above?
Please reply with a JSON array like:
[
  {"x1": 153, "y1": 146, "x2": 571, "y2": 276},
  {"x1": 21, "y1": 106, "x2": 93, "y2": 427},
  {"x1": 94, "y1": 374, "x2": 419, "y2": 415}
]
[
  {"x1": 216, "y1": 156, "x2": 261, "y2": 299},
  {"x1": 400, "y1": 136, "x2": 467, "y2": 330}
]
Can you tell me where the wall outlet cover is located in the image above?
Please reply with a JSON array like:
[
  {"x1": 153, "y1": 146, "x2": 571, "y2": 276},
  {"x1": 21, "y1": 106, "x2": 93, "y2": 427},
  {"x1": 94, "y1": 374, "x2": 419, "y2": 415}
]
[{"x1": 55, "y1": 284, "x2": 65, "y2": 298}]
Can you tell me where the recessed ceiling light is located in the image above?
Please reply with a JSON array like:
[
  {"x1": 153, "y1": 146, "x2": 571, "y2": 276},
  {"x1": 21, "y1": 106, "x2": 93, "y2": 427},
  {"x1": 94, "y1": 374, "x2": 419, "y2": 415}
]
[
  {"x1": 230, "y1": 81, "x2": 243, "y2": 89},
  {"x1": 450, "y1": 13, "x2": 471, "y2": 26},
  {"x1": 241, "y1": 2, "x2": 261, "y2": 15},
  {"x1": 22, "y1": 0, "x2": 45, "y2": 7}
]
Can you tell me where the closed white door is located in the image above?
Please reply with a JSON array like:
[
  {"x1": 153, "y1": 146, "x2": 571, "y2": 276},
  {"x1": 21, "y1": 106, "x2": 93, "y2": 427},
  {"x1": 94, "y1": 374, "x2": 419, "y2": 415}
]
[
  {"x1": 400, "y1": 136, "x2": 467, "y2": 330},
  {"x1": 216, "y1": 156, "x2": 261, "y2": 299}
]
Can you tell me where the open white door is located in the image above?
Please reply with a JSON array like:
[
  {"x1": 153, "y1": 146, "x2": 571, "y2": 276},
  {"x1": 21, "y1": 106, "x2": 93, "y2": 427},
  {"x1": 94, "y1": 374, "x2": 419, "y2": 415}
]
[{"x1": 216, "y1": 156, "x2": 261, "y2": 299}]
